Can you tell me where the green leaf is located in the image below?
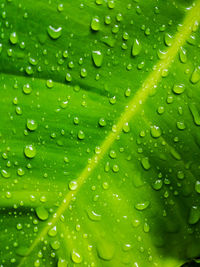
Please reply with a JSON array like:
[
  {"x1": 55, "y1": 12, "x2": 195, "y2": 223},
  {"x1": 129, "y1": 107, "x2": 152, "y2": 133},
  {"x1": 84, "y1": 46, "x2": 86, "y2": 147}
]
[{"x1": 0, "y1": 0, "x2": 200, "y2": 266}]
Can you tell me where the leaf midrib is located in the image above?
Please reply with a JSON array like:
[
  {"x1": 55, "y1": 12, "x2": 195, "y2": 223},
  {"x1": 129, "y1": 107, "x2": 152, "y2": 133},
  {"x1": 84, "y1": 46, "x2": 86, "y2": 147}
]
[{"x1": 18, "y1": 1, "x2": 200, "y2": 265}]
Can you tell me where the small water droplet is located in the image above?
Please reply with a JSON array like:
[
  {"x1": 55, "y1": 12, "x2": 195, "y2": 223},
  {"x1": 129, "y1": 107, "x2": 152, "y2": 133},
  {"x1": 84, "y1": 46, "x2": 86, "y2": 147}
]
[{"x1": 179, "y1": 47, "x2": 187, "y2": 63}]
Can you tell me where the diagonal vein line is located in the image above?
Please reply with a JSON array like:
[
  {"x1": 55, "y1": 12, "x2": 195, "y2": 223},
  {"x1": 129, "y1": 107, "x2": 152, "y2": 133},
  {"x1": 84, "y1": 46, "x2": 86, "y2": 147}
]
[{"x1": 18, "y1": 1, "x2": 200, "y2": 265}]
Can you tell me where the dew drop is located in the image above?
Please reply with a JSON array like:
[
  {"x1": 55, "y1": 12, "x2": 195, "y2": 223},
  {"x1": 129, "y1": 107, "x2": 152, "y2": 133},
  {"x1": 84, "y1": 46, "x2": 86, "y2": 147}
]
[
  {"x1": 71, "y1": 249, "x2": 82, "y2": 264},
  {"x1": 172, "y1": 84, "x2": 185, "y2": 95},
  {"x1": 188, "y1": 206, "x2": 200, "y2": 225},
  {"x1": 35, "y1": 206, "x2": 49, "y2": 221},
  {"x1": 24, "y1": 145, "x2": 36, "y2": 159},
  {"x1": 47, "y1": 25, "x2": 62, "y2": 39},
  {"x1": 195, "y1": 181, "x2": 200, "y2": 194},
  {"x1": 97, "y1": 240, "x2": 115, "y2": 261},
  {"x1": 92, "y1": 51, "x2": 103, "y2": 67},
  {"x1": 150, "y1": 125, "x2": 161, "y2": 138},
  {"x1": 141, "y1": 157, "x2": 151, "y2": 170},
  {"x1": 189, "y1": 103, "x2": 200, "y2": 126},
  {"x1": 135, "y1": 201, "x2": 150, "y2": 211},
  {"x1": 77, "y1": 130, "x2": 85, "y2": 140},
  {"x1": 190, "y1": 67, "x2": 200, "y2": 84},
  {"x1": 132, "y1": 39, "x2": 142, "y2": 56},
  {"x1": 23, "y1": 83, "x2": 32, "y2": 95},
  {"x1": 10, "y1": 32, "x2": 18, "y2": 44},
  {"x1": 87, "y1": 210, "x2": 101, "y2": 221},
  {"x1": 179, "y1": 47, "x2": 187, "y2": 63},
  {"x1": 69, "y1": 180, "x2": 78, "y2": 191},
  {"x1": 27, "y1": 119, "x2": 37, "y2": 131},
  {"x1": 91, "y1": 16, "x2": 100, "y2": 31}
]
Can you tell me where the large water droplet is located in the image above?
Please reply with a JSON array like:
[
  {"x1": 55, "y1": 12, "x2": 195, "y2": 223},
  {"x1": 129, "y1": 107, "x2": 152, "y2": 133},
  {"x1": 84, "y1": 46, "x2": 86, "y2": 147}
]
[
  {"x1": 188, "y1": 206, "x2": 200, "y2": 224},
  {"x1": 150, "y1": 125, "x2": 161, "y2": 138},
  {"x1": 132, "y1": 39, "x2": 142, "y2": 56},
  {"x1": 92, "y1": 51, "x2": 103, "y2": 67},
  {"x1": 10, "y1": 32, "x2": 18, "y2": 44},
  {"x1": 71, "y1": 249, "x2": 82, "y2": 263},
  {"x1": 87, "y1": 210, "x2": 101, "y2": 221},
  {"x1": 91, "y1": 16, "x2": 100, "y2": 31},
  {"x1": 35, "y1": 206, "x2": 49, "y2": 221},
  {"x1": 190, "y1": 67, "x2": 200, "y2": 84},
  {"x1": 47, "y1": 25, "x2": 62, "y2": 39},
  {"x1": 135, "y1": 201, "x2": 150, "y2": 211},
  {"x1": 97, "y1": 240, "x2": 115, "y2": 261},
  {"x1": 24, "y1": 145, "x2": 37, "y2": 159},
  {"x1": 189, "y1": 103, "x2": 200, "y2": 126}
]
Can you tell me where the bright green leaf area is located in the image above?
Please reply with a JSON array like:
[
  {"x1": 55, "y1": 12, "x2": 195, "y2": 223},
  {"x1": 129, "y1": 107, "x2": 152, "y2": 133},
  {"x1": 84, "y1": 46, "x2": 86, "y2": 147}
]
[{"x1": 0, "y1": 0, "x2": 200, "y2": 266}]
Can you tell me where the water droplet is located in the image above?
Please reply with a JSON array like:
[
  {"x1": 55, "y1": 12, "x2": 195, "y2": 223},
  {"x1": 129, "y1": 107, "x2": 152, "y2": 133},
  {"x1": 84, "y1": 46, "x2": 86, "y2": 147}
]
[
  {"x1": 99, "y1": 118, "x2": 106, "y2": 127},
  {"x1": 57, "y1": 258, "x2": 67, "y2": 267},
  {"x1": 164, "y1": 33, "x2": 173, "y2": 47},
  {"x1": 188, "y1": 206, "x2": 200, "y2": 224},
  {"x1": 48, "y1": 226, "x2": 57, "y2": 237},
  {"x1": 91, "y1": 16, "x2": 100, "y2": 31},
  {"x1": 71, "y1": 249, "x2": 82, "y2": 263},
  {"x1": 150, "y1": 125, "x2": 161, "y2": 138},
  {"x1": 152, "y1": 179, "x2": 163, "y2": 190},
  {"x1": 176, "y1": 121, "x2": 186, "y2": 130},
  {"x1": 195, "y1": 181, "x2": 200, "y2": 194},
  {"x1": 23, "y1": 83, "x2": 32, "y2": 95},
  {"x1": 135, "y1": 201, "x2": 150, "y2": 211},
  {"x1": 24, "y1": 145, "x2": 37, "y2": 159},
  {"x1": 189, "y1": 103, "x2": 200, "y2": 126},
  {"x1": 123, "y1": 122, "x2": 130, "y2": 133},
  {"x1": 179, "y1": 47, "x2": 187, "y2": 63},
  {"x1": 132, "y1": 39, "x2": 142, "y2": 56},
  {"x1": 109, "y1": 150, "x2": 116, "y2": 159},
  {"x1": 190, "y1": 67, "x2": 200, "y2": 84},
  {"x1": 97, "y1": 240, "x2": 115, "y2": 261},
  {"x1": 46, "y1": 79, "x2": 54, "y2": 88},
  {"x1": 87, "y1": 210, "x2": 101, "y2": 221},
  {"x1": 51, "y1": 240, "x2": 60, "y2": 250},
  {"x1": 27, "y1": 119, "x2": 37, "y2": 131},
  {"x1": 92, "y1": 51, "x2": 103, "y2": 67},
  {"x1": 47, "y1": 25, "x2": 62, "y2": 39},
  {"x1": 10, "y1": 32, "x2": 18, "y2": 44},
  {"x1": 77, "y1": 130, "x2": 85, "y2": 140},
  {"x1": 143, "y1": 222, "x2": 150, "y2": 233},
  {"x1": 177, "y1": 170, "x2": 184, "y2": 180},
  {"x1": 35, "y1": 206, "x2": 49, "y2": 221},
  {"x1": 69, "y1": 180, "x2": 78, "y2": 191},
  {"x1": 141, "y1": 157, "x2": 151, "y2": 170},
  {"x1": 172, "y1": 84, "x2": 185, "y2": 94}
]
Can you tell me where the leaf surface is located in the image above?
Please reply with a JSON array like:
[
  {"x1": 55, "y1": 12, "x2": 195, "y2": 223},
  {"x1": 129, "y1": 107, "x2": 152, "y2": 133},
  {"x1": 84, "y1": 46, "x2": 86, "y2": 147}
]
[{"x1": 0, "y1": 0, "x2": 200, "y2": 266}]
